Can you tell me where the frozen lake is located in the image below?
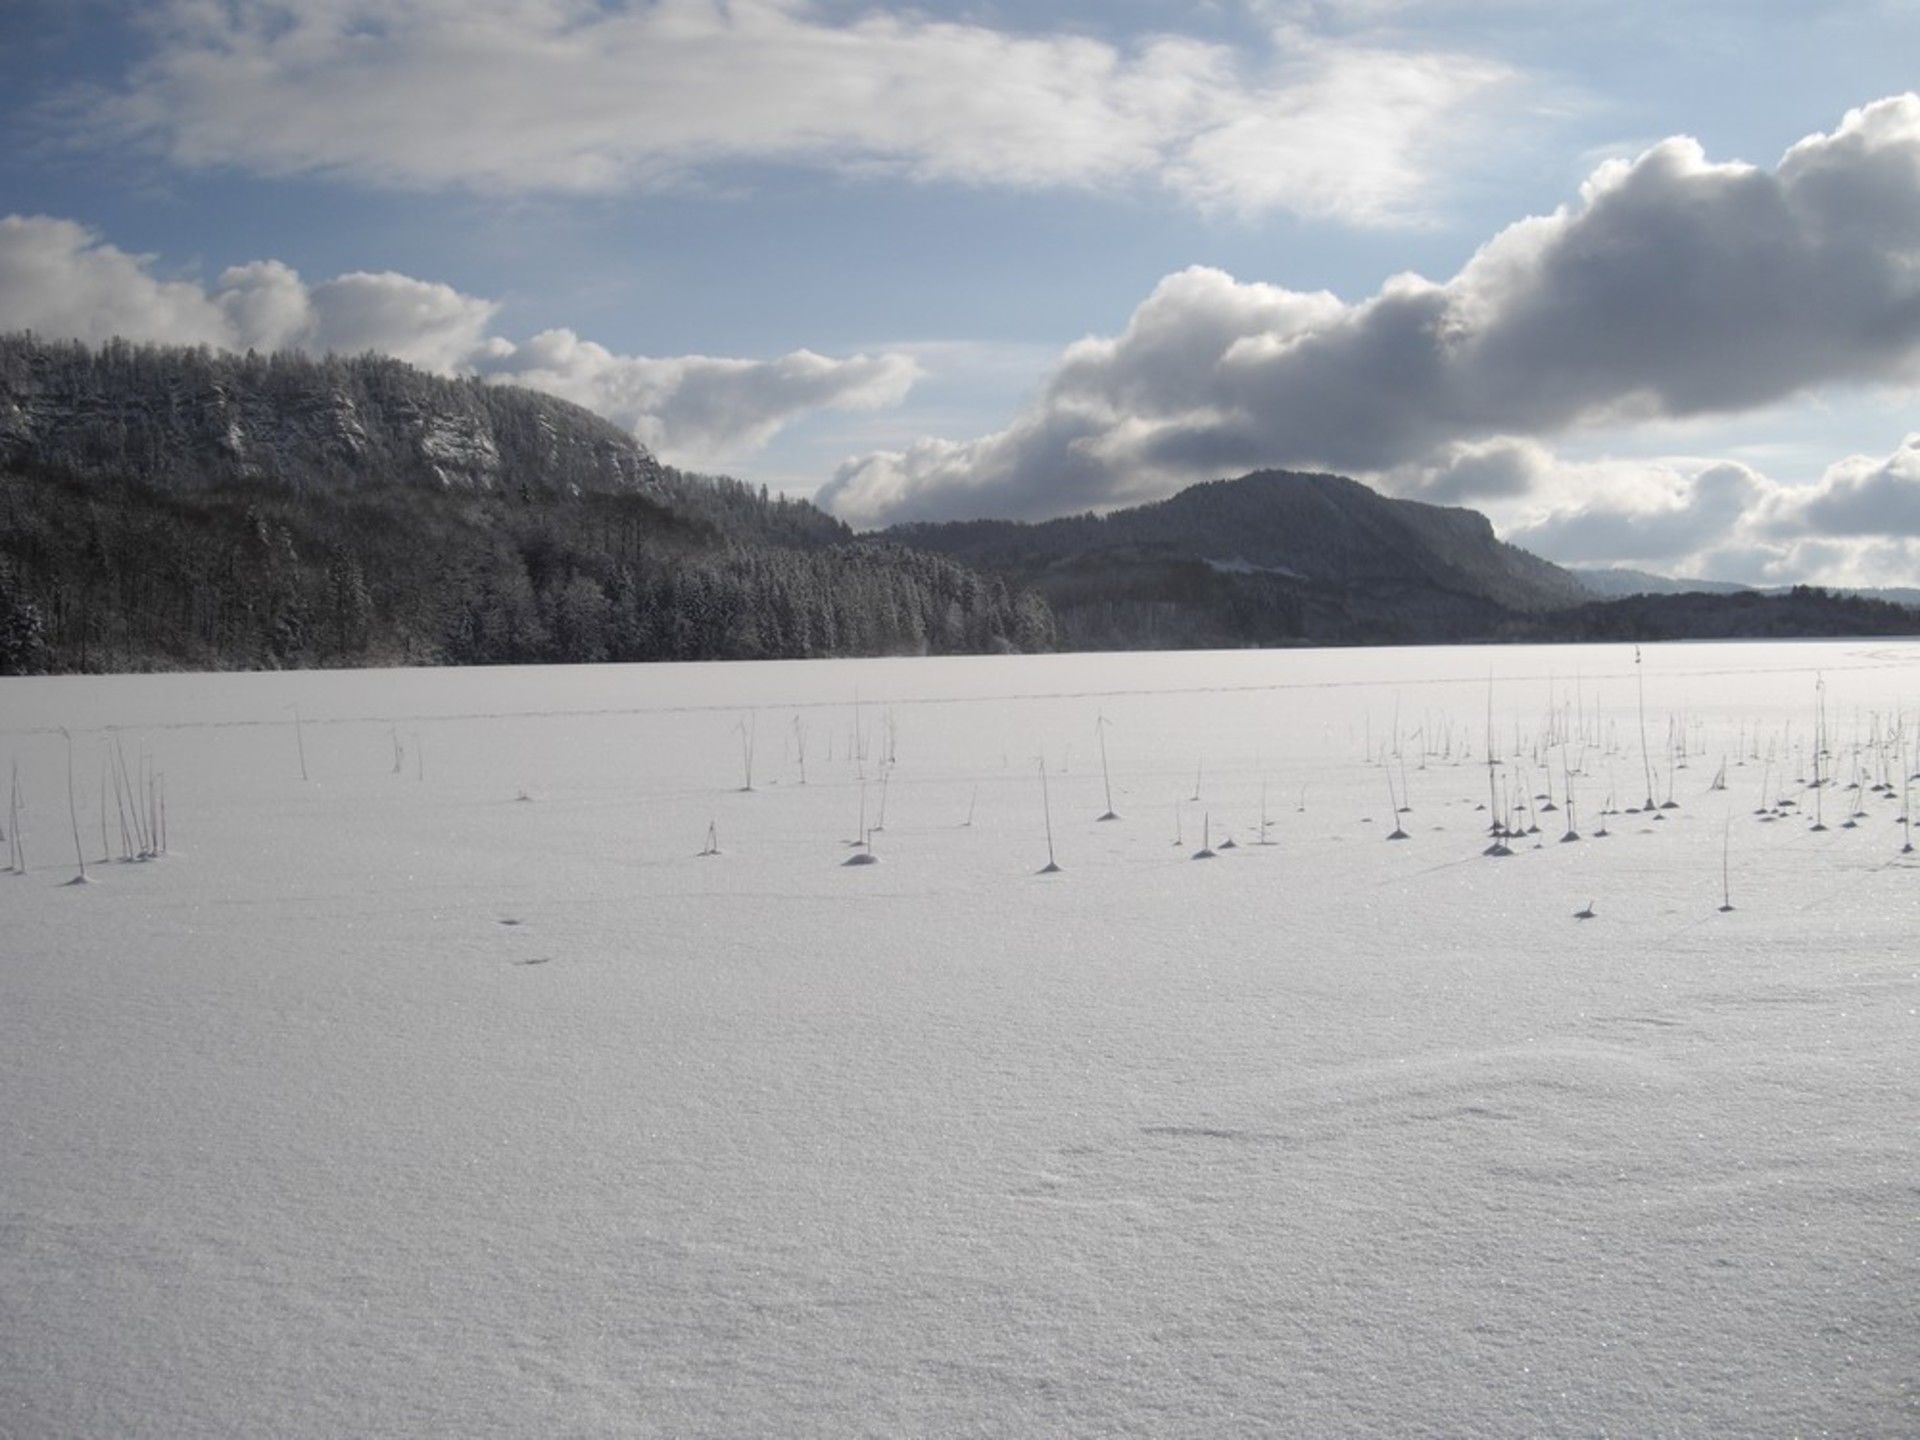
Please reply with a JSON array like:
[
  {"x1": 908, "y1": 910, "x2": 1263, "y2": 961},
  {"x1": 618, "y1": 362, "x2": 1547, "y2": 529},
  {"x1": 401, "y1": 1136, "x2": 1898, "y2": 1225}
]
[{"x1": 3, "y1": 642, "x2": 1915, "y2": 1436}]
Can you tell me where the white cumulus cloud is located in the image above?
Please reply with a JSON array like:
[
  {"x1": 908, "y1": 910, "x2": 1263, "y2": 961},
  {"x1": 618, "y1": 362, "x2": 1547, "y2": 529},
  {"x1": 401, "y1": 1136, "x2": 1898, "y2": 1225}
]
[
  {"x1": 484, "y1": 329, "x2": 920, "y2": 467},
  {"x1": 0, "y1": 214, "x2": 234, "y2": 349},
  {"x1": 1769, "y1": 435, "x2": 1920, "y2": 539},
  {"x1": 1506, "y1": 461, "x2": 1768, "y2": 566}
]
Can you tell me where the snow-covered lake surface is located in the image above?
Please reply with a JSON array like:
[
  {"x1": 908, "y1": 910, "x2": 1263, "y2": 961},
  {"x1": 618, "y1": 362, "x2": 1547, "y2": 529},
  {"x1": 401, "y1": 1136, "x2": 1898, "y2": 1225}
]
[{"x1": 3, "y1": 642, "x2": 1915, "y2": 1437}]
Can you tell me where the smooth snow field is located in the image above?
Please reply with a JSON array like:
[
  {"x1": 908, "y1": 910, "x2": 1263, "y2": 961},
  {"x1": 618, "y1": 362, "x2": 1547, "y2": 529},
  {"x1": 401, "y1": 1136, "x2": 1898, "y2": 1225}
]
[{"x1": 3, "y1": 642, "x2": 1916, "y2": 1437}]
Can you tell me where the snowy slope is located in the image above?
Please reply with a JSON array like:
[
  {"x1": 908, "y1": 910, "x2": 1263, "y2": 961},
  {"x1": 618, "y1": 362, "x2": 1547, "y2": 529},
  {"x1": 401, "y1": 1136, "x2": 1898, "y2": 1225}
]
[{"x1": 2, "y1": 643, "x2": 1915, "y2": 1436}]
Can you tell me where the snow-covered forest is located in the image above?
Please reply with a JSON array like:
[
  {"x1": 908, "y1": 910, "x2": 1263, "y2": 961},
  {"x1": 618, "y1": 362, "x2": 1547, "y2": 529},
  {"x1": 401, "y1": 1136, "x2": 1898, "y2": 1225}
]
[{"x1": 0, "y1": 335, "x2": 1056, "y2": 672}]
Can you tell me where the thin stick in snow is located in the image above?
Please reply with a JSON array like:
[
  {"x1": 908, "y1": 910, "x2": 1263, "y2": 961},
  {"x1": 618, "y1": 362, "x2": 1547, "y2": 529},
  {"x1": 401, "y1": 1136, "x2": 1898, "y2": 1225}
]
[
  {"x1": 60, "y1": 728, "x2": 89, "y2": 885},
  {"x1": 1808, "y1": 680, "x2": 1828, "y2": 831},
  {"x1": 1633, "y1": 645, "x2": 1654, "y2": 813},
  {"x1": 737, "y1": 714, "x2": 756, "y2": 792},
  {"x1": 137, "y1": 753, "x2": 152, "y2": 856},
  {"x1": 1095, "y1": 715, "x2": 1119, "y2": 821},
  {"x1": 110, "y1": 741, "x2": 133, "y2": 859},
  {"x1": 116, "y1": 736, "x2": 150, "y2": 857},
  {"x1": 8, "y1": 760, "x2": 23, "y2": 874},
  {"x1": 1037, "y1": 758, "x2": 1062, "y2": 874},
  {"x1": 1385, "y1": 772, "x2": 1408, "y2": 841},
  {"x1": 1901, "y1": 730, "x2": 1914, "y2": 856},
  {"x1": 1719, "y1": 817, "x2": 1735, "y2": 912},
  {"x1": 1482, "y1": 770, "x2": 1513, "y2": 855},
  {"x1": 844, "y1": 779, "x2": 879, "y2": 865}
]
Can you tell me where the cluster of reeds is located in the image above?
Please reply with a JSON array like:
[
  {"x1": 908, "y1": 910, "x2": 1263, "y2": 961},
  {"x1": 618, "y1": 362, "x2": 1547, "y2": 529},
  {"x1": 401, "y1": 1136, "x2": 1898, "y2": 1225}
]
[
  {"x1": 843, "y1": 778, "x2": 880, "y2": 866},
  {"x1": 102, "y1": 734, "x2": 166, "y2": 866},
  {"x1": 823, "y1": 656, "x2": 1919, "y2": 907}
]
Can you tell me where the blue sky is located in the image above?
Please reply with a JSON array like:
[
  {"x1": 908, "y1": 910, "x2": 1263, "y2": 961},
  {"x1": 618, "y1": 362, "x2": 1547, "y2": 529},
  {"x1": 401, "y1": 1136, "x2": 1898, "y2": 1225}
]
[{"x1": 3, "y1": 1, "x2": 1920, "y2": 584}]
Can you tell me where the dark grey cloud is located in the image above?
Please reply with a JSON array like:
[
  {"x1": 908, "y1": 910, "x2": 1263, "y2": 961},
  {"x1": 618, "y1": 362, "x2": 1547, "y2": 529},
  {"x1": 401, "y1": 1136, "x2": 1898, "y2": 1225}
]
[
  {"x1": 824, "y1": 95, "x2": 1920, "y2": 527},
  {"x1": 1385, "y1": 437, "x2": 1548, "y2": 503}
]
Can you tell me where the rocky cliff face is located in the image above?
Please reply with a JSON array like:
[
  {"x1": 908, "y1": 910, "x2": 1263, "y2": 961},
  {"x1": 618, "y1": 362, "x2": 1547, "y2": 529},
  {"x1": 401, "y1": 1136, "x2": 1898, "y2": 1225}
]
[{"x1": 0, "y1": 334, "x2": 662, "y2": 497}]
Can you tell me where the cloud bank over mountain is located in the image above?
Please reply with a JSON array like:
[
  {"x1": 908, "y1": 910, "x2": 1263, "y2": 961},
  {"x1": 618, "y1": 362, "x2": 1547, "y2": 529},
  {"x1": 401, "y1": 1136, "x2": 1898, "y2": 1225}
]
[
  {"x1": 1503, "y1": 436, "x2": 1920, "y2": 589},
  {"x1": 0, "y1": 214, "x2": 913, "y2": 468},
  {"x1": 822, "y1": 96, "x2": 1920, "y2": 581}
]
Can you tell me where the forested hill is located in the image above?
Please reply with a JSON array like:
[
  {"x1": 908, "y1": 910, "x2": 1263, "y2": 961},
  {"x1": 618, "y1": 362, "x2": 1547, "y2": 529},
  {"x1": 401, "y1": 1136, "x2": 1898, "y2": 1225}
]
[
  {"x1": 5, "y1": 336, "x2": 1907, "y2": 674},
  {"x1": 1, "y1": 333, "x2": 662, "y2": 497},
  {"x1": 886, "y1": 470, "x2": 1589, "y2": 648},
  {"x1": 0, "y1": 335, "x2": 1055, "y2": 673},
  {"x1": 883, "y1": 472, "x2": 1917, "y2": 648}
]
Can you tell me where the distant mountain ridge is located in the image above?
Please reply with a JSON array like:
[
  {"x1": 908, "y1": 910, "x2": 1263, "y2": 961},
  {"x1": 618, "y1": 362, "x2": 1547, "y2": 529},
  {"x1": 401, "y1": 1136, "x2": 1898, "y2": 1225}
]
[
  {"x1": 1573, "y1": 565, "x2": 1920, "y2": 610},
  {"x1": 1570, "y1": 566, "x2": 1752, "y2": 598},
  {"x1": 886, "y1": 470, "x2": 1587, "y2": 647},
  {"x1": 878, "y1": 472, "x2": 1916, "y2": 648}
]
